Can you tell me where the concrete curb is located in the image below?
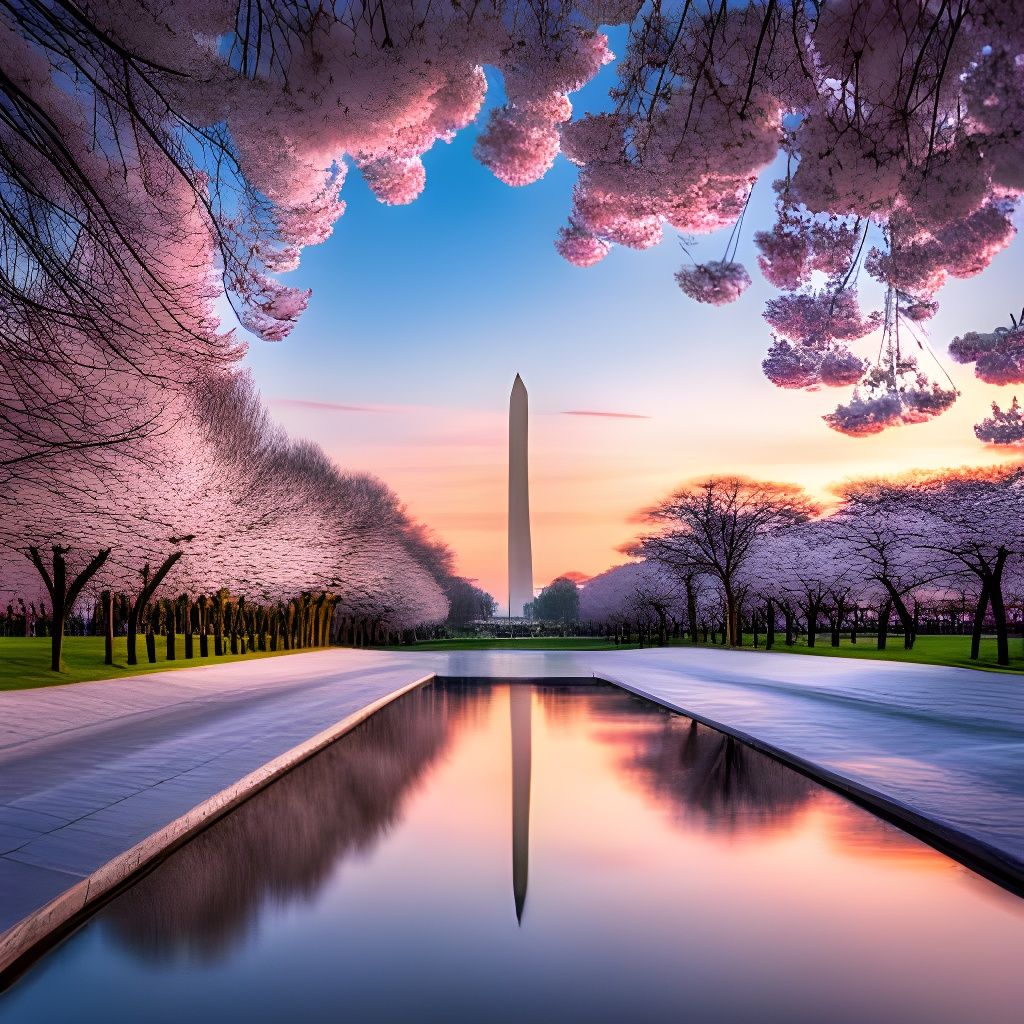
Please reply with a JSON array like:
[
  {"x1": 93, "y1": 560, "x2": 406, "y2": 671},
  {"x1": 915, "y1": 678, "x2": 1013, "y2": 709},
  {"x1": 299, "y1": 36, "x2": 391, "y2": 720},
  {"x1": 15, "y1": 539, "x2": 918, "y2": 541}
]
[
  {"x1": 0, "y1": 672, "x2": 436, "y2": 983},
  {"x1": 597, "y1": 671, "x2": 1024, "y2": 897}
]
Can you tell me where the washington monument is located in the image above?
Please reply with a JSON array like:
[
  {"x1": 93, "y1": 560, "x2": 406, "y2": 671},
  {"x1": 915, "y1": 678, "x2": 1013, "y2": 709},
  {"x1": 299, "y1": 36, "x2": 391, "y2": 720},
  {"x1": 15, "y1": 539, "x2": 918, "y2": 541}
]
[{"x1": 508, "y1": 374, "x2": 534, "y2": 617}]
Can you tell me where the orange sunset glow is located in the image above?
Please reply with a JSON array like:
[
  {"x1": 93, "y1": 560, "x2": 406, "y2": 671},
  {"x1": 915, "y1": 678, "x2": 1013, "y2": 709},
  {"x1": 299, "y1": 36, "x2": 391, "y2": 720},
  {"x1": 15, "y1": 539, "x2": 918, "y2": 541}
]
[{"x1": 268, "y1": 351, "x2": 1023, "y2": 604}]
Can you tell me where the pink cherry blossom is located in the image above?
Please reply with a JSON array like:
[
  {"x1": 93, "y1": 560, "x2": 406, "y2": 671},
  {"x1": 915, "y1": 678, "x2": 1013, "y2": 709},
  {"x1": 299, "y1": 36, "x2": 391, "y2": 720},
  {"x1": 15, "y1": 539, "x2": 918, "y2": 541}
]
[
  {"x1": 764, "y1": 290, "x2": 880, "y2": 344},
  {"x1": 824, "y1": 358, "x2": 957, "y2": 436},
  {"x1": 675, "y1": 261, "x2": 752, "y2": 306},
  {"x1": 901, "y1": 298, "x2": 938, "y2": 322},
  {"x1": 474, "y1": 103, "x2": 564, "y2": 187},
  {"x1": 4, "y1": 0, "x2": 1024, "y2": 451},
  {"x1": 949, "y1": 320, "x2": 1024, "y2": 386},
  {"x1": 755, "y1": 222, "x2": 812, "y2": 290},
  {"x1": 818, "y1": 346, "x2": 866, "y2": 387},
  {"x1": 554, "y1": 224, "x2": 611, "y2": 267},
  {"x1": 761, "y1": 338, "x2": 823, "y2": 390},
  {"x1": 358, "y1": 157, "x2": 428, "y2": 206},
  {"x1": 975, "y1": 398, "x2": 1024, "y2": 445},
  {"x1": 824, "y1": 391, "x2": 905, "y2": 436}
]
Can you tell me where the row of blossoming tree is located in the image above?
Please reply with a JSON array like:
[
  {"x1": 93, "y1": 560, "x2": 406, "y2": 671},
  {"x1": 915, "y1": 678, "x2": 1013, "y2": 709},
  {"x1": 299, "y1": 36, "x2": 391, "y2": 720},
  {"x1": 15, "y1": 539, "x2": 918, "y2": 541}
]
[
  {"x1": 580, "y1": 471, "x2": 1024, "y2": 666},
  {"x1": 1, "y1": 1, "x2": 1022, "y2": 460},
  {"x1": 0, "y1": 362, "x2": 469, "y2": 671}
]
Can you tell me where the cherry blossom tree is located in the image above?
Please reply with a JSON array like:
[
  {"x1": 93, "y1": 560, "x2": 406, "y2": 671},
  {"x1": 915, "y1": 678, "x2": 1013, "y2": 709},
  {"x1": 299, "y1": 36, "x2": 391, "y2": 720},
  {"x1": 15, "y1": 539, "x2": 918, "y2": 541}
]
[
  {"x1": 896, "y1": 469, "x2": 1023, "y2": 665},
  {"x1": 828, "y1": 481, "x2": 944, "y2": 649},
  {"x1": 578, "y1": 560, "x2": 687, "y2": 644},
  {"x1": 618, "y1": 463, "x2": 1024, "y2": 662},
  {"x1": 444, "y1": 578, "x2": 496, "y2": 629},
  {"x1": 0, "y1": 366, "x2": 454, "y2": 670},
  {"x1": 640, "y1": 476, "x2": 815, "y2": 646}
]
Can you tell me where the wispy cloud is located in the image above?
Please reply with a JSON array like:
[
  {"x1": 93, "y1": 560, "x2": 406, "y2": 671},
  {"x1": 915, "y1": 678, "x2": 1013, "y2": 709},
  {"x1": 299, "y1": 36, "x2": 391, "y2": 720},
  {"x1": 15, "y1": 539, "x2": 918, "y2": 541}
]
[
  {"x1": 561, "y1": 409, "x2": 651, "y2": 420},
  {"x1": 270, "y1": 397, "x2": 384, "y2": 413}
]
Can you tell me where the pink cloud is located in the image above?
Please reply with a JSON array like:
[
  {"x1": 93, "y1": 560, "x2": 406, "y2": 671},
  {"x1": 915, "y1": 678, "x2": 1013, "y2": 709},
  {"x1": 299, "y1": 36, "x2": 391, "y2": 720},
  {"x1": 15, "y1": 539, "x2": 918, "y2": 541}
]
[
  {"x1": 270, "y1": 397, "x2": 384, "y2": 413},
  {"x1": 561, "y1": 409, "x2": 651, "y2": 419}
]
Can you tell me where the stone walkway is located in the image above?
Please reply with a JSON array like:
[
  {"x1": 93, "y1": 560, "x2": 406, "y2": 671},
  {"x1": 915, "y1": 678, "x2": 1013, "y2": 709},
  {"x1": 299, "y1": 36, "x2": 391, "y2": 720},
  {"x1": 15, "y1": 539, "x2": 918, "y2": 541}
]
[{"x1": 1, "y1": 646, "x2": 1021, "y2": 939}]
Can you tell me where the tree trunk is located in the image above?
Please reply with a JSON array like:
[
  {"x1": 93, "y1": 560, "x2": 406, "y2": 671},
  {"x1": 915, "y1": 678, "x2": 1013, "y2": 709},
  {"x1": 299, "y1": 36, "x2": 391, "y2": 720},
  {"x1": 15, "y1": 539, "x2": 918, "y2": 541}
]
[
  {"x1": 27, "y1": 545, "x2": 110, "y2": 673},
  {"x1": 127, "y1": 553, "x2": 183, "y2": 666},
  {"x1": 877, "y1": 597, "x2": 892, "y2": 650},
  {"x1": 991, "y1": 551, "x2": 1010, "y2": 667},
  {"x1": 883, "y1": 583, "x2": 916, "y2": 650},
  {"x1": 183, "y1": 596, "x2": 193, "y2": 659},
  {"x1": 127, "y1": 604, "x2": 139, "y2": 665},
  {"x1": 199, "y1": 598, "x2": 210, "y2": 657},
  {"x1": 765, "y1": 599, "x2": 775, "y2": 649},
  {"x1": 784, "y1": 608, "x2": 794, "y2": 646},
  {"x1": 165, "y1": 600, "x2": 176, "y2": 661},
  {"x1": 214, "y1": 595, "x2": 225, "y2": 656},
  {"x1": 686, "y1": 579, "x2": 698, "y2": 644},
  {"x1": 102, "y1": 589, "x2": 114, "y2": 665},
  {"x1": 830, "y1": 603, "x2": 843, "y2": 647},
  {"x1": 724, "y1": 586, "x2": 740, "y2": 646},
  {"x1": 806, "y1": 601, "x2": 818, "y2": 648}
]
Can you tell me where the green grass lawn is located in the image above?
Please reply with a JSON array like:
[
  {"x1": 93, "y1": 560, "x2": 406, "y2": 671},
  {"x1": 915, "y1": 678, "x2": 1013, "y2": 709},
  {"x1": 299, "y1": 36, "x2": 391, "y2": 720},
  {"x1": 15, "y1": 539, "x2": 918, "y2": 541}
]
[
  {"x1": 732, "y1": 632, "x2": 1024, "y2": 674},
  {"x1": 0, "y1": 636, "x2": 314, "y2": 691},
  {"x1": 376, "y1": 633, "x2": 1024, "y2": 673},
  {"x1": 2, "y1": 630, "x2": 1019, "y2": 693},
  {"x1": 375, "y1": 637, "x2": 632, "y2": 652}
]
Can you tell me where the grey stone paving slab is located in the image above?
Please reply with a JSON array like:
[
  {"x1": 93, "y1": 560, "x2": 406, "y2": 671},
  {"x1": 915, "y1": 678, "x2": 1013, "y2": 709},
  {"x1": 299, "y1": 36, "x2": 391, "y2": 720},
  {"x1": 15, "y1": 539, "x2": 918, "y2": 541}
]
[
  {"x1": 4, "y1": 825, "x2": 134, "y2": 877},
  {"x1": 0, "y1": 860, "x2": 83, "y2": 923},
  {"x1": 0, "y1": 826, "x2": 42, "y2": 856},
  {"x1": 0, "y1": 807, "x2": 65, "y2": 832}
]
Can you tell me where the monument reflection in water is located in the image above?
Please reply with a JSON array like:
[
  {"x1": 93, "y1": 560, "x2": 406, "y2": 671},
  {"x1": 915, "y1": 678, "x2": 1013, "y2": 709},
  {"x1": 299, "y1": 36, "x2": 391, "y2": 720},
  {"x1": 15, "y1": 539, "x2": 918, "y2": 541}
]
[
  {"x1": 2, "y1": 681, "x2": 1022, "y2": 1024},
  {"x1": 510, "y1": 684, "x2": 531, "y2": 924}
]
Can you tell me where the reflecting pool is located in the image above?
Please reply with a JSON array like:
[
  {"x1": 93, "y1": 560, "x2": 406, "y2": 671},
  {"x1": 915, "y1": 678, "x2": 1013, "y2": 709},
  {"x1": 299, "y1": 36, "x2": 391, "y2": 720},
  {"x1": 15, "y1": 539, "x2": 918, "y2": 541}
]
[{"x1": 2, "y1": 681, "x2": 1022, "y2": 1023}]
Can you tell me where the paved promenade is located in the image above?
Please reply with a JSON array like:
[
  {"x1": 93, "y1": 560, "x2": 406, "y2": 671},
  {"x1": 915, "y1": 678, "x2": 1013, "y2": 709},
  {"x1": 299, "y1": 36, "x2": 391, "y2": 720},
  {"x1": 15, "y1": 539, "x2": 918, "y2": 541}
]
[{"x1": 1, "y1": 646, "x2": 1021, "y2": 942}]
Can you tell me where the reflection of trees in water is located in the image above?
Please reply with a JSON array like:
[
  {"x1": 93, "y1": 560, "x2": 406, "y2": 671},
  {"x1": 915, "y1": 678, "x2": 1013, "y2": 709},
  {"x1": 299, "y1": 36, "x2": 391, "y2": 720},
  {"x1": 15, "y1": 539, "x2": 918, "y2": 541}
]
[
  {"x1": 816, "y1": 800, "x2": 939, "y2": 864},
  {"x1": 103, "y1": 683, "x2": 488, "y2": 962},
  {"x1": 626, "y1": 715, "x2": 817, "y2": 833}
]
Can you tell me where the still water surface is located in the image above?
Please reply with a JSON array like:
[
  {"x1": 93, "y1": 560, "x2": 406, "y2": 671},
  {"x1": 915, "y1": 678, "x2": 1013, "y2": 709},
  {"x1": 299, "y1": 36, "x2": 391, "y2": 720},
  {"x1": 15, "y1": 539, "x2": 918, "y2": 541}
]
[{"x1": 2, "y1": 680, "x2": 1022, "y2": 1023}]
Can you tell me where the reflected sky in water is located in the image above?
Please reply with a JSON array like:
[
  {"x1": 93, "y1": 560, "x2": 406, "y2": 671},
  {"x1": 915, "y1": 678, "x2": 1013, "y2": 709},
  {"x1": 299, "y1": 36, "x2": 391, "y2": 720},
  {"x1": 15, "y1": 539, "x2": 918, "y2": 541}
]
[{"x1": 2, "y1": 681, "x2": 1022, "y2": 1023}]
